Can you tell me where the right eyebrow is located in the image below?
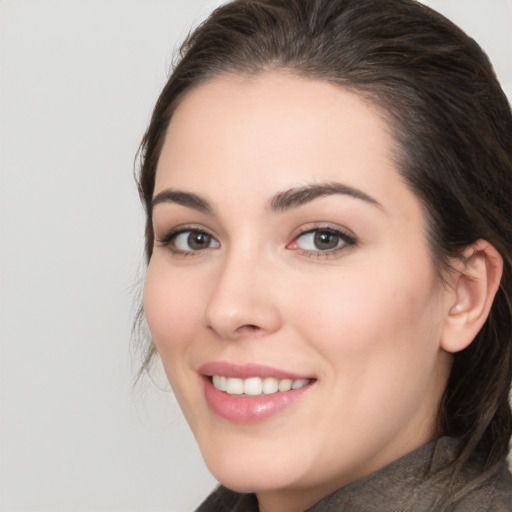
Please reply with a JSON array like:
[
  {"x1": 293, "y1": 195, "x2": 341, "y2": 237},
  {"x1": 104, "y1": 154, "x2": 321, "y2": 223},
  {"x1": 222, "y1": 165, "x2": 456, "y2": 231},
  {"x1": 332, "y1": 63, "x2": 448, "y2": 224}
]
[
  {"x1": 151, "y1": 189, "x2": 214, "y2": 214},
  {"x1": 269, "y1": 181, "x2": 382, "y2": 212}
]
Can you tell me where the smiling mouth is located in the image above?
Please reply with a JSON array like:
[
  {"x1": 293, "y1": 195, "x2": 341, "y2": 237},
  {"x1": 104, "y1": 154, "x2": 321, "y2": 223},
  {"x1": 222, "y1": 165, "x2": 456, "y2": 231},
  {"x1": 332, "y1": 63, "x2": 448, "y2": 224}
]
[
  {"x1": 211, "y1": 375, "x2": 312, "y2": 396},
  {"x1": 202, "y1": 365, "x2": 316, "y2": 422}
]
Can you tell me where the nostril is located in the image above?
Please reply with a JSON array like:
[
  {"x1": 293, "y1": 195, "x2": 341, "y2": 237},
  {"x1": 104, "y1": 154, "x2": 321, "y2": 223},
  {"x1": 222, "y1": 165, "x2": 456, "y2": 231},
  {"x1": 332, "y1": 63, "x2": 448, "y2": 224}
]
[{"x1": 236, "y1": 324, "x2": 262, "y2": 336}]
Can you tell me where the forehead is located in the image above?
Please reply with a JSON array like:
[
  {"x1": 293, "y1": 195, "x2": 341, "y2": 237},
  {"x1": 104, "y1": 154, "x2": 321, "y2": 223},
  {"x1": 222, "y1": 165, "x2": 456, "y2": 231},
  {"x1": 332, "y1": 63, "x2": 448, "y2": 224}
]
[{"x1": 155, "y1": 72, "x2": 409, "y2": 214}]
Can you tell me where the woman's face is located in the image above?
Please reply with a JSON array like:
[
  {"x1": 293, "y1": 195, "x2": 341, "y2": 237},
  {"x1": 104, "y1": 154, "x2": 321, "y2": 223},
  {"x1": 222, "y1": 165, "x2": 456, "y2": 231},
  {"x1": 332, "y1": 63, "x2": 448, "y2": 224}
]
[{"x1": 144, "y1": 73, "x2": 454, "y2": 507}]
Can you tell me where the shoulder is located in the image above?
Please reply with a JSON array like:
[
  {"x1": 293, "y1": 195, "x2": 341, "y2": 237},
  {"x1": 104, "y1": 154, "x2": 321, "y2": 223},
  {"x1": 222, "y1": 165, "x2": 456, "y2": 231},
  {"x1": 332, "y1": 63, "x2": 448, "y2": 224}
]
[{"x1": 451, "y1": 460, "x2": 512, "y2": 512}]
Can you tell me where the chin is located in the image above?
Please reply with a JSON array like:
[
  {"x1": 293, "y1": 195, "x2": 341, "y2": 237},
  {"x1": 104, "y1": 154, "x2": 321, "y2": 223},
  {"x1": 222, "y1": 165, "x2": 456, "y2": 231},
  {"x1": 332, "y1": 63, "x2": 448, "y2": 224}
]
[
  {"x1": 202, "y1": 447, "x2": 306, "y2": 494},
  {"x1": 213, "y1": 471, "x2": 298, "y2": 495}
]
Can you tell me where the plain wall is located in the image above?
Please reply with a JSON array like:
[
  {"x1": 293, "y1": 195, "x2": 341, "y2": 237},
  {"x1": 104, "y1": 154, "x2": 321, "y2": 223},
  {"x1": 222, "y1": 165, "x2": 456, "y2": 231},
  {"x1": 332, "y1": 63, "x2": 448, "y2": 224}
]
[{"x1": 0, "y1": 1, "x2": 511, "y2": 511}]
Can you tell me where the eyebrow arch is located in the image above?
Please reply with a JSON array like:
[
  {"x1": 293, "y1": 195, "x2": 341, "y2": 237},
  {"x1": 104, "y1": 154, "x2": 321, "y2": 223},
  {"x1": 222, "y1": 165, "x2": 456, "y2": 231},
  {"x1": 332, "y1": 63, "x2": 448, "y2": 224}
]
[
  {"x1": 152, "y1": 189, "x2": 214, "y2": 214},
  {"x1": 269, "y1": 182, "x2": 382, "y2": 212}
]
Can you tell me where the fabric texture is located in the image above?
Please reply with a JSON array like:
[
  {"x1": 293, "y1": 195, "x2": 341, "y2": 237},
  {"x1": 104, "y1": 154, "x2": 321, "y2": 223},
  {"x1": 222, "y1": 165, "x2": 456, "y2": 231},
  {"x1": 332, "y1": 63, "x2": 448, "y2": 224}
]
[{"x1": 195, "y1": 437, "x2": 512, "y2": 511}]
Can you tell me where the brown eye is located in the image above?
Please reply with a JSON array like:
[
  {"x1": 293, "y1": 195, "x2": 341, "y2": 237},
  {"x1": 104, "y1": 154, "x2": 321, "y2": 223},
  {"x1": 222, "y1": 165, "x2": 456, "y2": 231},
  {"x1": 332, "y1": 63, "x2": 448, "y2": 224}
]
[
  {"x1": 289, "y1": 226, "x2": 357, "y2": 257},
  {"x1": 172, "y1": 230, "x2": 219, "y2": 252},
  {"x1": 313, "y1": 231, "x2": 340, "y2": 250},
  {"x1": 295, "y1": 229, "x2": 345, "y2": 252},
  {"x1": 188, "y1": 232, "x2": 211, "y2": 250}
]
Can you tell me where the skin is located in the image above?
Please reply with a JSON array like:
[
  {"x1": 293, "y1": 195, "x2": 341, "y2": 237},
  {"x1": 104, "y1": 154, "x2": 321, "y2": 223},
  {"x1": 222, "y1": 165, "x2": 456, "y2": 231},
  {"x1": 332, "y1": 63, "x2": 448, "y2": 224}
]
[{"x1": 144, "y1": 72, "x2": 461, "y2": 512}]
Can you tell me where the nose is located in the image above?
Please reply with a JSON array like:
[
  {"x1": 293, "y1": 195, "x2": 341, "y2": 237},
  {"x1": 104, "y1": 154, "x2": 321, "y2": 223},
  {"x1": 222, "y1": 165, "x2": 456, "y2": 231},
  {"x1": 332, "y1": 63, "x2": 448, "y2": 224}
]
[{"x1": 203, "y1": 249, "x2": 282, "y2": 341}]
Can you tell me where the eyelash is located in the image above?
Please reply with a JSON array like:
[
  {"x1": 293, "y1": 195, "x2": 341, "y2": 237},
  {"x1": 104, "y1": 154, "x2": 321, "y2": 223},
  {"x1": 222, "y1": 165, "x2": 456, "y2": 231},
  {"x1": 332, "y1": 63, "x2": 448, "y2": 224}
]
[
  {"x1": 289, "y1": 225, "x2": 357, "y2": 259},
  {"x1": 155, "y1": 225, "x2": 218, "y2": 256},
  {"x1": 154, "y1": 224, "x2": 357, "y2": 258}
]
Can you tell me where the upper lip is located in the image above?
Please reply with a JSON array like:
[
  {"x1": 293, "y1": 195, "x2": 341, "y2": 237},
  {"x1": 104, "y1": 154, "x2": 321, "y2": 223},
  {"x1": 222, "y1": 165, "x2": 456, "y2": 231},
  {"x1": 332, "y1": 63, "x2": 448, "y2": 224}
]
[{"x1": 199, "y1": 361, "x2": 313, "y2": 380}]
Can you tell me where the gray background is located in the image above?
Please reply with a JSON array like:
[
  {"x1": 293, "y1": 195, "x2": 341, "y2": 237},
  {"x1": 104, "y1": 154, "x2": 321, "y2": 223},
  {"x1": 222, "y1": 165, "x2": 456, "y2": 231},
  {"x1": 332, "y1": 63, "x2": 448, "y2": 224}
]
[{"x1": 1, "y1": 1, "x2": 511, "y2": 511}]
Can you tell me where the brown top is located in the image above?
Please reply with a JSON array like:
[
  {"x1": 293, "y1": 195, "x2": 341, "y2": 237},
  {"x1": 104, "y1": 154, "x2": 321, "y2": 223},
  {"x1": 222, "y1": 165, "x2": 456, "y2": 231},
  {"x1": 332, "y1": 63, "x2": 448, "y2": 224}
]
[{"x1": 195, "y1": 437, "x2": 512, "y2": 511}]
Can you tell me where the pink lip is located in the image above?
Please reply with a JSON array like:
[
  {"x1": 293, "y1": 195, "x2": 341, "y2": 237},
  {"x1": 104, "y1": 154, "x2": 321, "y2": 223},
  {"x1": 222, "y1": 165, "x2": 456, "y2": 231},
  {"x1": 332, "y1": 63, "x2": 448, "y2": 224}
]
[
  {"x1": 199, "y1": 361, "x2": 311, "y2": 380},
  {"x1": 199, "y1": 361, "x2": 315, "y2": 424}
]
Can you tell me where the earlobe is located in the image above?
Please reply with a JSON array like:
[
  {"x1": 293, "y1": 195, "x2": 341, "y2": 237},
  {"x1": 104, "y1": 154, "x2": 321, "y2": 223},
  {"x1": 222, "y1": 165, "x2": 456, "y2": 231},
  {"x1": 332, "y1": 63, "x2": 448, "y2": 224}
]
[{"x1": 441, "y1": 240, "x2": 503, "y2": 354}]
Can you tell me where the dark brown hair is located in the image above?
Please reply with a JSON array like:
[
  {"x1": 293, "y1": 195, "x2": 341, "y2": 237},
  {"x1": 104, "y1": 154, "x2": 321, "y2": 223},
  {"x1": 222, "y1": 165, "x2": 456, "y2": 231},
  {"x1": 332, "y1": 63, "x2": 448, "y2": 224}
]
[{"x1": 136, "y1": 0, "x2": 512, "y2": 493}]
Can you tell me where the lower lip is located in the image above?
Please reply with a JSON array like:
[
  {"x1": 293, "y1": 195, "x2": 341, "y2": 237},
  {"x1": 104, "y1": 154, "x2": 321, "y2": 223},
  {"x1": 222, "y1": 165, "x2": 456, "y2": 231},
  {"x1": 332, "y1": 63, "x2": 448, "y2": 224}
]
[{"x1": 203, "y1": 376, "x2": 314, "y2": 424}]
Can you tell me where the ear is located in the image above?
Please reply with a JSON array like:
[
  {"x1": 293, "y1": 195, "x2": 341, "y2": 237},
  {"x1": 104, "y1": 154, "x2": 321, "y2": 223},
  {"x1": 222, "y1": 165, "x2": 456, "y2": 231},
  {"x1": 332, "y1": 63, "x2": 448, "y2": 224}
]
[{"x1": 441, "y1": 240, "x2": 503, "y2": 354}]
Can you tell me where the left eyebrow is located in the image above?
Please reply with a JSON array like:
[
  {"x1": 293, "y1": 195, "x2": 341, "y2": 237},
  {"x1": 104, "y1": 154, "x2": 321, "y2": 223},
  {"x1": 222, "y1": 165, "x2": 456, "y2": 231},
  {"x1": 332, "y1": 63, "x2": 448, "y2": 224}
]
[
  {"x1": 269, "y1": 182, "x2": 383, "y2": 212},
  {"x1": 151, "y1": 189, "x2": 214, "y2": 214}
]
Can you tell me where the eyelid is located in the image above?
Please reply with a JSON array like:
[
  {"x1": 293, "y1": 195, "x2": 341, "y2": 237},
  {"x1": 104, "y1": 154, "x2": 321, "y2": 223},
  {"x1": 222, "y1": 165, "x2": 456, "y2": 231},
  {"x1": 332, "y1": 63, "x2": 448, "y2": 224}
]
[
  {"x1": 155, "y1": 224, "x2": 220, "y2": 254},
  {"x1": 287, "y1": 223, "x2": 357, "y2": 257},
  {"x1": 154, "y1": 222, "x2": 356, "y2": 258}
]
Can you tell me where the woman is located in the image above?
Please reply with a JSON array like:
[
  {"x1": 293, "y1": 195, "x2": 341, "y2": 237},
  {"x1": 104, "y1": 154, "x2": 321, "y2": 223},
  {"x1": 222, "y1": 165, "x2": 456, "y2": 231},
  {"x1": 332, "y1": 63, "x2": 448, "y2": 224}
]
[{"x1": 136, "y1": 0, "x2": 512, "y2": 510}]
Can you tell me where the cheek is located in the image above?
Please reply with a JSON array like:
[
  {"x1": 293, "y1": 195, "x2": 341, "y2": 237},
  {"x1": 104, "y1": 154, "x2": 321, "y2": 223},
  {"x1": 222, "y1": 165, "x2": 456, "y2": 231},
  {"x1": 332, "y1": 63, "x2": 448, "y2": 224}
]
[
  {"x1": 288, "y1": 264, "x2": 446, "y2": 441},
  {"x1": 291, "y1": 259, "x2": 442, "y2": 370},
  {"x1": 143, "y1": 258, "x2": 203, "y2": 357}
]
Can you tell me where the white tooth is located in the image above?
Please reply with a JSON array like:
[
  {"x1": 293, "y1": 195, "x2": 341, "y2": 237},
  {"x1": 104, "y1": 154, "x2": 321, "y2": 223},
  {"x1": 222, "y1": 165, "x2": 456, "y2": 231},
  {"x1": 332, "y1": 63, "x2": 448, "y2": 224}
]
[
  {"x1": 214, "y1": 375, "x2": 309, "y2": 394},
  {"x1": 212, "y1": 375, "x2": 227, "y2": 391},
  {"x1": 291, "y1": 379, "x2": 309, "y2": 389},
  {"x1": 278, "y1": 379, "x2": 292, "y2": 392},
  {"x1": 244, "y1": 377, "x2": 263, "y2": 396},
  {"x1": 218, "y1": 375, "x2": 227, "y2": 391},
  {"x1": 226, "y1": 377, "x2": 244, "y2": 395},
  {"x1": 262, "y1": 377, "x2": 279, "y2": 394}
]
